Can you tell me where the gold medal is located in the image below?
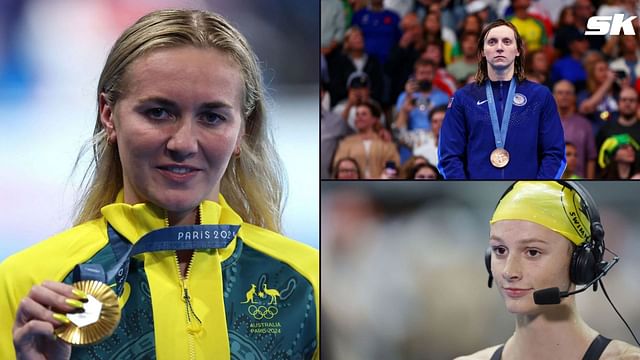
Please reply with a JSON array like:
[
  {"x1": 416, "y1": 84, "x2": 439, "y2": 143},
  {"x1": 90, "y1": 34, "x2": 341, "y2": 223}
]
[
  {"x1": 55, "y1": 280, "x2": 121, "y2": 345},
  {"x1": 490, "y1": 148, "x2": 510, "y2": 168}
]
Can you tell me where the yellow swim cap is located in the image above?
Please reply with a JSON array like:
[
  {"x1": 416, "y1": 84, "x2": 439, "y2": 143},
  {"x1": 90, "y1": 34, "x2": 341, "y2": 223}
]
[{"x1": 490, "y1": 182, "x2": 591, "y2": 245}]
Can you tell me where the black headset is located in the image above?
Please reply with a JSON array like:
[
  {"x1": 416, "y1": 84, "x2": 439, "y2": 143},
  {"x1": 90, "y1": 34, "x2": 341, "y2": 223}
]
[{"x1": 485, "y1": 181, "x2": 606, "y2": 288}]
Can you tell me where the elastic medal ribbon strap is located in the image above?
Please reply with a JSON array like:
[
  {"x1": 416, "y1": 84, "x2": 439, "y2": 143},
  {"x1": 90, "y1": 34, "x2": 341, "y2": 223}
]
[{"x1": 485, "y1": 78, "x2": 516, "y2": 151}]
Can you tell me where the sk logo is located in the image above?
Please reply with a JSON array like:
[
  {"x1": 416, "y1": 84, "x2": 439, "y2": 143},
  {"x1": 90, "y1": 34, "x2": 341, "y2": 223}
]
[{"x1": 241, "y1": 283, "x2": 282, "y2": 320}]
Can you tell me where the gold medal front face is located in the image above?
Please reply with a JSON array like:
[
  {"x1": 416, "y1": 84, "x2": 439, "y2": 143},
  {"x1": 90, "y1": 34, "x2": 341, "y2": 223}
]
[
  {"x1": 55, "y1": 280, "x2": 121, "y2": 345},
  {"x1": 490, "y1": 148, "x2": 510, "y2": 168}
]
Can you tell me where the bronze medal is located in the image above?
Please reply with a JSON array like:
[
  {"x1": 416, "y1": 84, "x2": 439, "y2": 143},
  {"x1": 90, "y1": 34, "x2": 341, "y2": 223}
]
[
  {"x1": 55, "y1": 280, "x2": 121, "y2": 345},
  {"x1": 490, "y1": 148, "x2": 510, "y2": 168}
]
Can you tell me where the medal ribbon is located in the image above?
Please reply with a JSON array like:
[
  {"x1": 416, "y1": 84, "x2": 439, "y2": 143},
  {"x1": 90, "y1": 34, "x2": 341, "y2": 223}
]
[
  {"x1": 105, "y1": 224, "x2": 240, "y2": 296},
  {"x1": 485, "y1": 78, "x2": 516, "y2": 150}
]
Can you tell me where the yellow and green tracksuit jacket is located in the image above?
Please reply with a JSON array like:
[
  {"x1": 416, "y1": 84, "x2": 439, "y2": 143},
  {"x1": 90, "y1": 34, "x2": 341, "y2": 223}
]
[{"x1": 0, "y1": 192, "x2": 319, "y2": 359}]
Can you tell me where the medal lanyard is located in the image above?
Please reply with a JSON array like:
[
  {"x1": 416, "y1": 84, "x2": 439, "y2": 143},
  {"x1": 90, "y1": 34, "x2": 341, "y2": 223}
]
[
  {"x1": 485, "y1": 78, "x2": 516, "y2": 150},
  {"x1": 106, "y1": 224, "x2": 240, "y2": 295}
]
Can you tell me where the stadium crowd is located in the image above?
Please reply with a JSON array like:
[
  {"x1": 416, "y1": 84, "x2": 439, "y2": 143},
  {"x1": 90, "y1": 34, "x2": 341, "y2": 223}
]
[{"x1": 321, "y1": 0, "x2": 640, "y2": 179}]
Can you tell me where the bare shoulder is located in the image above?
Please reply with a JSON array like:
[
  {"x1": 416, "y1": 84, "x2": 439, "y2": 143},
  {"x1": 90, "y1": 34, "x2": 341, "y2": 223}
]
[
  {"x1": 454, "y1": 345, "x2": 502, "y2": 360},
  {"x1": 602, "y1": 339, "x2": 640, "y2": 359}
]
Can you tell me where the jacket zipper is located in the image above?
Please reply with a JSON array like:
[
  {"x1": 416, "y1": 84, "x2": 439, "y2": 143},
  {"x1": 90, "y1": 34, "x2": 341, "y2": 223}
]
[
  {"x1": 174, "y1": 254, "x2": 201, "y2": 360},
  {"x1": 167, "y1": 207, "x2": 203, "y2": 360}
]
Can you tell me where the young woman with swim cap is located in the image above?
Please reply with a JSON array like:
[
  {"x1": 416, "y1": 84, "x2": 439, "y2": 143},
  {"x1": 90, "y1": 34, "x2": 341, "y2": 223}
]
[{"x1": 457, "y1": 181, "x2": 639, "y2": 359}]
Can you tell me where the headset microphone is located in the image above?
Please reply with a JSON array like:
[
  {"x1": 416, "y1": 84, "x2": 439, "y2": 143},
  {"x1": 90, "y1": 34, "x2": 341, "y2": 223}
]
[{"x1": 533, "y1": 257, "x2": 619, "y2": 305}]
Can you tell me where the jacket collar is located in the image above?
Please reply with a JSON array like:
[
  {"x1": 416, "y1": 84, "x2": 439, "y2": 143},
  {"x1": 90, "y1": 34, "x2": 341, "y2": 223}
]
[{"x1": 100, "y1": 190, "x2": 243, "y2": 256}]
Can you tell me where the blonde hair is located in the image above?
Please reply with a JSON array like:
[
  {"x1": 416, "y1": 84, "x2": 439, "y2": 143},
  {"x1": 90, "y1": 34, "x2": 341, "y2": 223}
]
[
  {"x1": 475, "y1": 19, "x2": 526, "y2": 84},
  {"x1": 73, "y1": 9, "x2": 286, "y2": 232}
]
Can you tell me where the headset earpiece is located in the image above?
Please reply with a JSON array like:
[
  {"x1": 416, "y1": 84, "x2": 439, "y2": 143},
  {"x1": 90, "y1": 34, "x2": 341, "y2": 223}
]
[
  {"x1": 563, "y1": 181, "x2": 606, "y2": 286},
  {"x1": 485, "y1": 247, "x2": 493, "y2": 288},
  {"x1": 570, "y1": 243, "x2": 598, "y2": 285}
]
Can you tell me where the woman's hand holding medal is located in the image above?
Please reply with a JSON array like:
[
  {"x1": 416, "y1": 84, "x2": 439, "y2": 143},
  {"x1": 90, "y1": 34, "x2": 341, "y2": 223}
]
[{"x1": 12, "y1": 281, "x2": 87, "y2": 360}]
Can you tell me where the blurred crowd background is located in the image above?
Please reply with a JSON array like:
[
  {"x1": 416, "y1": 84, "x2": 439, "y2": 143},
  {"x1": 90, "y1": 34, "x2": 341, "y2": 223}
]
[
  {"x1": 321, "y1": 181, "x2": 640, "y2": 359},
  {"x1": 0, "y1": 0, "x2": 319, "y2": 261},
  {"x1": 322, "y1": 0, "x2": 640, "y2": 179}
]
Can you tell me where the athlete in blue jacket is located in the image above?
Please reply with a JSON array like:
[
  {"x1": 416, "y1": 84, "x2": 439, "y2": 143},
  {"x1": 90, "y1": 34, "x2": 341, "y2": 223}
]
[{"x1": 438, "y1": 19, "x2": 566, "y2": 179}]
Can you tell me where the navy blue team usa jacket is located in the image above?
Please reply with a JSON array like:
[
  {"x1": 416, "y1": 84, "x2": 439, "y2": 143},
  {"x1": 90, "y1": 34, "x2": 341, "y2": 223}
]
[{"x1": 438, "y1": 79, "x2": 566, "y2": 179}]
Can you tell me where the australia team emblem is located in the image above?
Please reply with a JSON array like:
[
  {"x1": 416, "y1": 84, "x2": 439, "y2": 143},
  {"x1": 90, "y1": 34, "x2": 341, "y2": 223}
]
[{"x1": 241, "y1": 283, "x2": 282, "y2": 320}]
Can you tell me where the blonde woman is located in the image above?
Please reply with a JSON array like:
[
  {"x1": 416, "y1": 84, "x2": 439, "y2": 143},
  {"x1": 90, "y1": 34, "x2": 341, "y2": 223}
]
[{"x1": 0, "y1": 9, "x2": 318, "y2": 359}]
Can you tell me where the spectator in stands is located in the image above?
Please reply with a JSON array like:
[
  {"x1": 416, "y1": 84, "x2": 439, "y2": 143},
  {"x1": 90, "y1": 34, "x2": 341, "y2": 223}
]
[
  {"x1": 351, "y1": 0, "x2": 401, "y2": 64},
  {"x1": 321, "y1": 0, "x2": 346, "y2": 56},
  {"x1": 422, "y1": 1, "x2": 465, "y2": 40},
  {"x1": 328, "y1": 26, "x2": 385, "y2": 107},
  {"x1": 573, "y1": 0, "x2": 606, "y2": 51},
  {"x1": 395, "y1": 59, "x2": 450, "y2": 132},
  {"x1": 582, "y1": 51, "x2": 605, "y2": 76},
  {"x1": 394, "y1": 104, "x2": 445, "y2": 167},
  {"x1": 414, "y1": 105, "x2": 445, "y2": 166},
  {"x1": 322, "y1": 82, "x2": 353, "y2": 179},
  {"x1": 596, "y1": 86, "x2": 640, "y2": 155},
  {"x1": 507, "y1": 0, "x2": 549, "y2": 53},
  {"x1": 332, "y1": 157, "x2": 362, "y2": 179},
  {"x1": 609, "y1": 35, "x2": 640, "y2": 90},
  {"x1": 465, "y1": 0, "x2": 494, "y2": 25},
  {"x1": 447, "y1": 32, "x2": 479, "y2": 86},
  {"x1": 553, "y1": 5, "x2": 577, "y2": 58},
  {"x1": 598, "y1": 133, "x2": 640, "y2": 179},
  {"x1": 562, "y1": 142, "x2": 582, "y2": 179},
  {"x1": 398, "y1": 155, "x2": 428, "y2": 179},
  {"x1": 422, "y1": 11, "x2": 456, "y2": 65},
  {"x1": 385, "y1": 12, "x2": 426, "y2": 107},
  {"x1": 525, "y1": 49, "x2": 551, "y2": 88},
  {"x1": 333, "y1": 72, "x2": 386, "y2": 131},
  {"x1": 410, "y1": 162, "x2": 441, "y2": 179},
  {"x1": 333, "y1": 100, "x2": 400, "y2": 178},
  {"x1": 419, "y1": 42, "x2": 458, "y2": 96},
  {"x1": 413, "y1": 0, "x2": 450, "y2": 26},
  {"x1": 450, "y1": 13, "x2": 483, "y2": 59},
  {"x1": 553, "y1": 80, "x2": 596, "y2": 179},
  {"x1": 524, "y1": 0, "x2": 555, "y2": 40},
  {"x1": 550, "y1": 29, "x2": 588, "y2": 93},
  {"x1": 457, "y1": 12, "x2": 482, "y2": 39},
  {"x1": 578, "y1": 59, "x2": 620, "y2": 135},
  {"x1": 394, "y1": 59, "x2": 449, "y2": 162}
]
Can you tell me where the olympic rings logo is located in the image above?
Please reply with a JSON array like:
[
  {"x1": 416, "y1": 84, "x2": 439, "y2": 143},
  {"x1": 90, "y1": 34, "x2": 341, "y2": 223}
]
[{"x1": 247, "y1": 305, "x2": 279, "y2": 320}]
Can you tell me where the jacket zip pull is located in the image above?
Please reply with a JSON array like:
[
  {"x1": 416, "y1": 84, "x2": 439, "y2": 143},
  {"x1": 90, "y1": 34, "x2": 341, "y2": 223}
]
[{"x1": 183, "y1": 287, "x2": 202, "y2": 324}]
